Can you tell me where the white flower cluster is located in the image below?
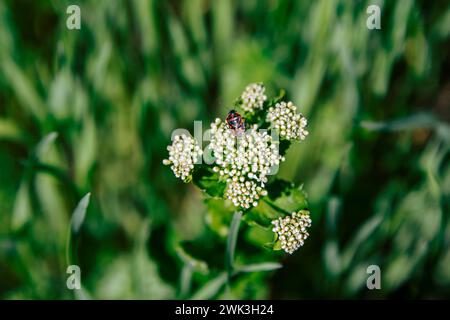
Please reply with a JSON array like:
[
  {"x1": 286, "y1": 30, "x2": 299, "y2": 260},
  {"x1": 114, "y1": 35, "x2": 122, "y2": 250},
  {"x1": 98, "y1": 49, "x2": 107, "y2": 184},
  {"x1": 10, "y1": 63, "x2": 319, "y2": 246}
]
[
  {"x1": 163, "y1": 134, "x2": 202, "y2": 182},
  {"x1": 267, "y1": 101, "x2": 309, "y2": 140},
  {"x1": 209, "y1": 119, "x2": 282, "y2": 209},
  {"x1": 272, "y1": 211, "x2": 311, "y2": 254},
  {"x1": 224, "y1": 179, "x2": 265, "y2": 209},
  {"x1": 241, "y1": 83, "x2": 267, "y2": 113}
]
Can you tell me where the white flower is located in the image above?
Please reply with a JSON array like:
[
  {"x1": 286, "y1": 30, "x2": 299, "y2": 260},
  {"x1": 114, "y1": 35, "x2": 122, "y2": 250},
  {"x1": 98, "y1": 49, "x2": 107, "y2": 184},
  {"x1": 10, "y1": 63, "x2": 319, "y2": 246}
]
[
  {"x1": 272, "y1": 211, "x2": 311, "y2": 254},
  {"x1": 209, "y1": 119, "x2": 280, "y2": 209},
  {"x1": 241, "y1": 83, "x2": 267, "y2": 113},
  {"x1": 267, "y1": 101, "x2": 309, "y2": 141},
  {"x1": 163, "y1": 134, "x2": 202, "y2": 182},
  {"x1": 225, "y1": 179, "x2": 262, "y2": 209}
]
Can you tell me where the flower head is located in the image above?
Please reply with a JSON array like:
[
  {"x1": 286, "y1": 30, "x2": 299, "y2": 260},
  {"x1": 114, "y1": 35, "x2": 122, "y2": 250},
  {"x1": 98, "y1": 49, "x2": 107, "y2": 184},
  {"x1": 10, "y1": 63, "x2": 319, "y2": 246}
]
[
  {"x1": 272, "y1": 211, "x2": 311, "y2": 254},
  {"x1": 267, "y1": 101, "x2": 308, "y2": 141},
  {"x1": 225, "y1": 179, "x2": 261, "y2": 209},
  {"x1": 241, "y1": 83, "x2": 267, "y2": 113},
  {"x1": 163, "y1": 134, "x2": 202, "y2": 182},
  {"x1": 209, "y1": 119, "x2": 280, "y2": 209}
]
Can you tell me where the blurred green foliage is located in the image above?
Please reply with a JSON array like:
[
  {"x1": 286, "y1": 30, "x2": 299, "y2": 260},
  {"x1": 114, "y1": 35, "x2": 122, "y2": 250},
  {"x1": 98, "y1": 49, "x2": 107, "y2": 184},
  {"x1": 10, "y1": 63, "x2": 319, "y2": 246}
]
[{"x1": 0, "y1": 0, "x2": 449, "y2": 299}]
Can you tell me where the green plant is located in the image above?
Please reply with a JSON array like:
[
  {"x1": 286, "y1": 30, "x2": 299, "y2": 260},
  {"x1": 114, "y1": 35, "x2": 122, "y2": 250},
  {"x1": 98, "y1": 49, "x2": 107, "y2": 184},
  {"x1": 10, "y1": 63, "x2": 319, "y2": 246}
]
[
  {"x1": 0, "y1": 0, "x2": 449, "y2": 300},
  {"x1": 163, "y1": 83, "x2": 313, "y2": 296}
]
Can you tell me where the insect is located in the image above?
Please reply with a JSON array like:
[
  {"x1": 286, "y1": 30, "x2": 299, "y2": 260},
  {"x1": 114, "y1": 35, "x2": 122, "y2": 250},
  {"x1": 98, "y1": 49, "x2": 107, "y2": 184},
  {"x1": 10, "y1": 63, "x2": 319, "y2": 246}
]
[{"x1": 226, "y1": 109, "x2": 246, "y2": 135}]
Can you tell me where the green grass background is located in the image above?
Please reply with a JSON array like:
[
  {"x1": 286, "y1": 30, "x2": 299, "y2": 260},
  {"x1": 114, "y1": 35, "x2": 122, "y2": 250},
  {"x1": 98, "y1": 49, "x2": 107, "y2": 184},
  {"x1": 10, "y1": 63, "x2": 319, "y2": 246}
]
[{"x1": 0, "y1": 0, "x2": 449, "y2": 299}]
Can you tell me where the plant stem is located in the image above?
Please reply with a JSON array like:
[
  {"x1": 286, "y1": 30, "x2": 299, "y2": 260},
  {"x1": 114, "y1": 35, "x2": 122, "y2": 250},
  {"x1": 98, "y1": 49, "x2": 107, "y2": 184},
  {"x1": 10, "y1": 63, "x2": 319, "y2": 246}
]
[
  {"x1": 179, "y1": 264, "x2": 193, "y2": 299},
  {"x1": 226, "y1": 211, "x2": 242, "y2": 283}
]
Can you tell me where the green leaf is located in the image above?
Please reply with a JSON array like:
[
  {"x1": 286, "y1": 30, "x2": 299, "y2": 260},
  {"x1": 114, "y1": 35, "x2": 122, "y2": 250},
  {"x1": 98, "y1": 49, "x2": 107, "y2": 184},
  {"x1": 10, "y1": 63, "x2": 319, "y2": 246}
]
[
  {"x1": 11, "y1": 182, "x2": 32, "y2": 231},
  {"x1": 235, "y1": 262, "x2": 282, "y2": 273},
  {"x1": 360, "y1": 113, "x2": 450, "y2": 143},
  {"x1": 246, "y1": 224, "x2": 274, "y2": 248},
  {"x1": 278, "y1": 139, "x2": 292, "y2": 156},
  {"x1": 266, "y1": 179, "x2": 308, "y2": 213},
  {"x1": 70, "y1": 193, "x2": 91, "y2": 234},
  {"x1": 359, "y1": 113, "x2": 440, "y2": 132},
  {"x1": 272, "y1": 240, "x2": 282, "y2": 251},
  {"x1": 191, "y1": 272, "x2": 227, "y2": 300},
  {"x1": 175, "y1": 245, "x2": 209, "y2": 299},
  {"x1": 266, "y1": 179, "x2": 293, "y2": 200},
  {"x1": 0, "y1": 119, "x2": 24, "y2": 143},
  {"x1": 175, "y1": 245, "x2": 209, "y2": 274},
  {"x1": 35, "y1": 132, "x2": 58, "y2": 160},
  {"x1": 66, "y1": 193, "x2": 91, "y2": 266},
  {"x1": 244, "y1": 199, "x2": 281, "y2": 229},
  {"x1": 243, "y1": 179, "x2": 309, "y2": 251},
  {"x1": 1, "y1": 57, "x2": 46, "y2": 121},
  {"x1": 192, "y1": 165, "x2": 226, "y2": 197},
  {"x1": 205, "y1": 198, "x2": 234, "y2": 237},
  {"x1": 266, "y1": 89, "x2": 286, "y2": 108},
  {"x1": 341, "y1": 214, "x2": 383, "y2": 271},
  {"x1": 226, "y1": 211, "x2": 242, "y2": 279}
]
